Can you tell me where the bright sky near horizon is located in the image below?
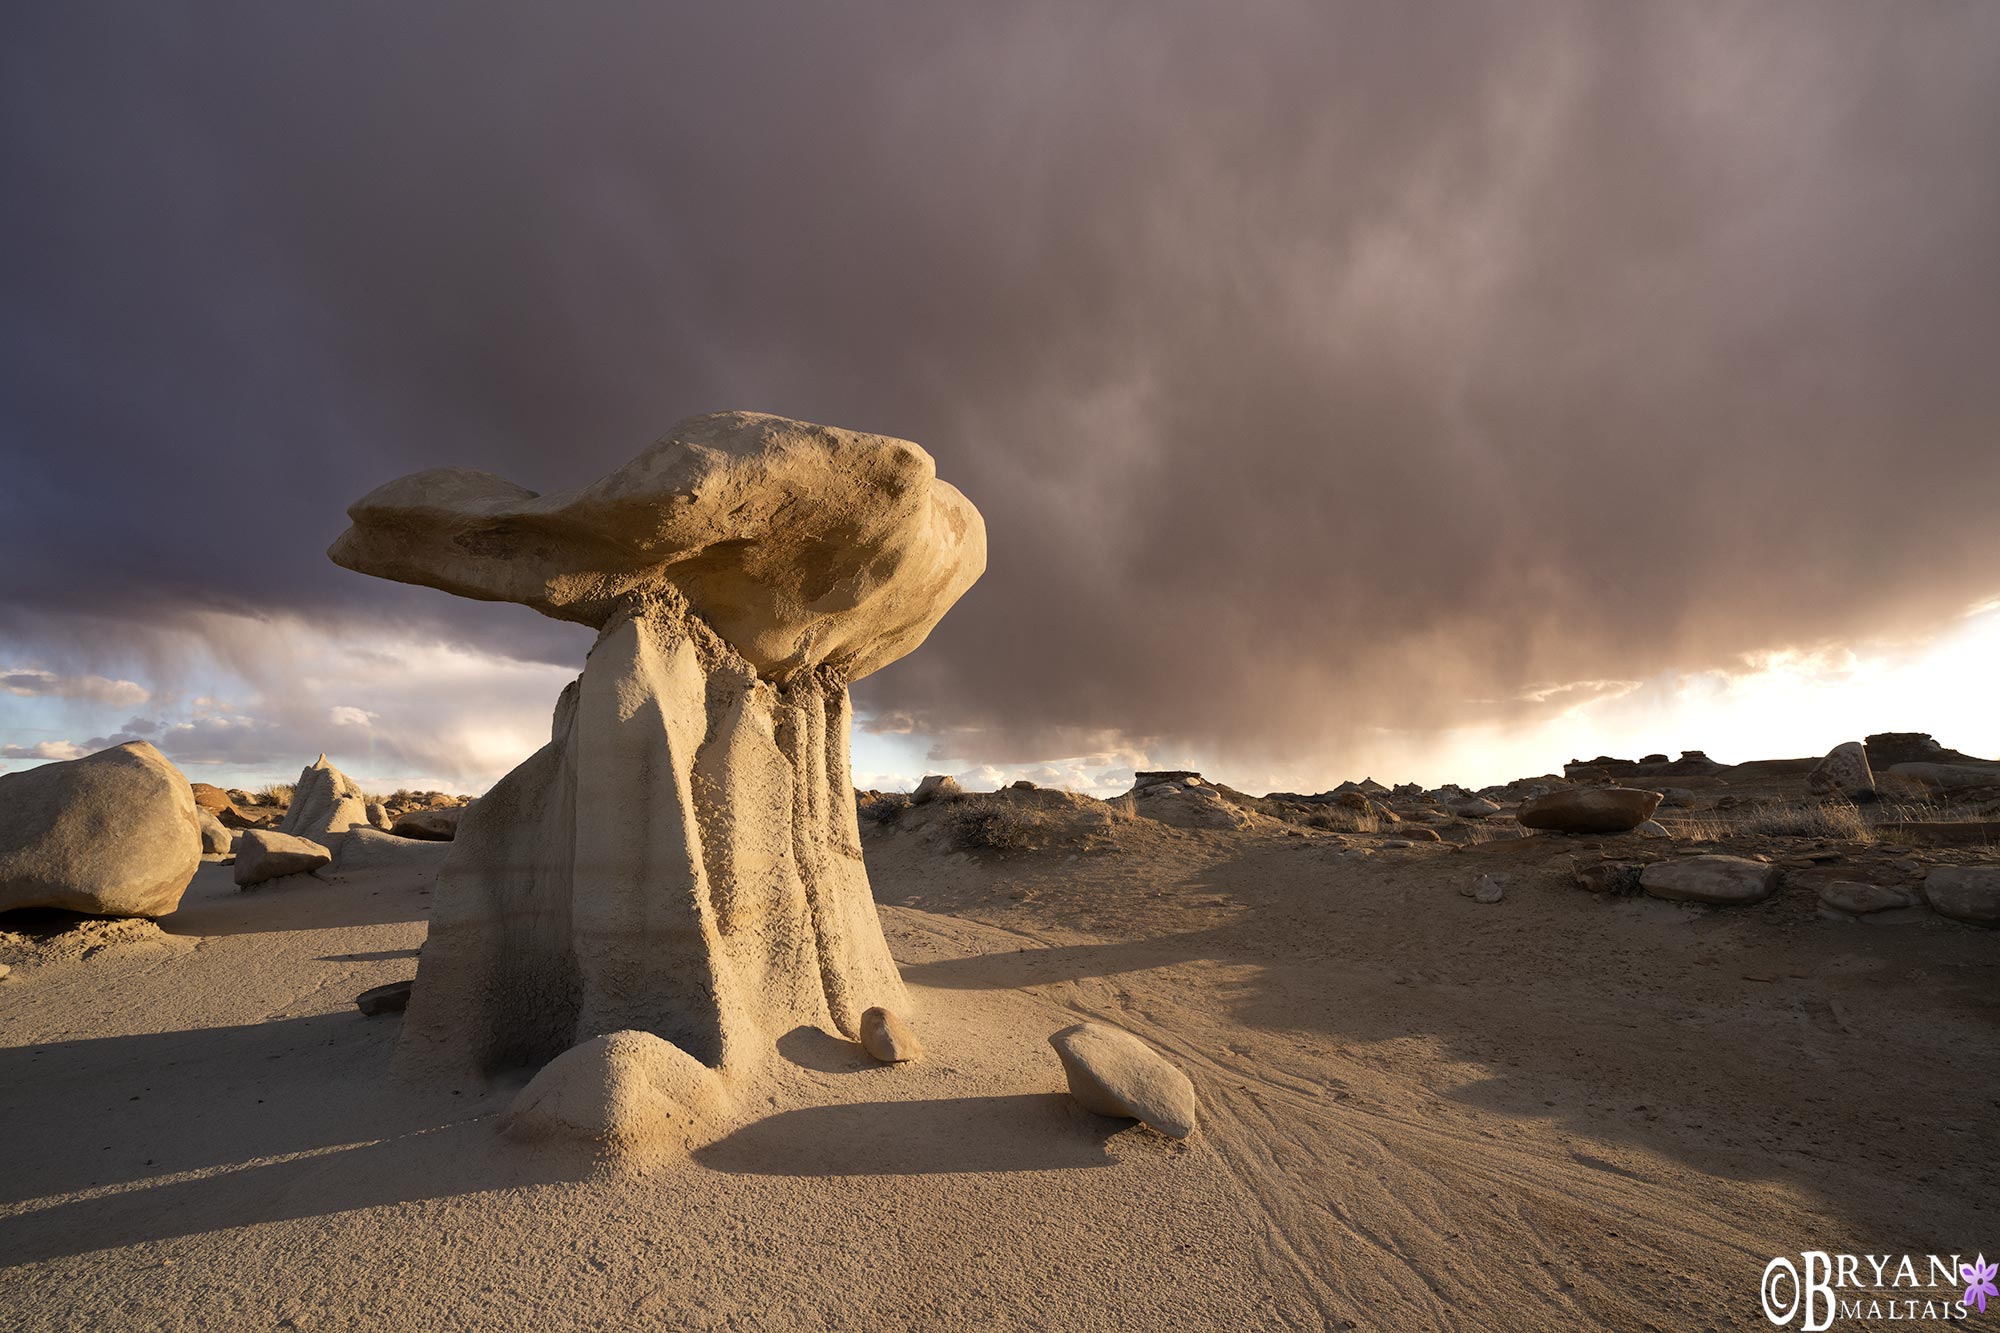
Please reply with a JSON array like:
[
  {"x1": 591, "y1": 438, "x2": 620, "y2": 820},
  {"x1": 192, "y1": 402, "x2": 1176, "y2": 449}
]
[{"x1": 4, "y1": 595, "x2": 1993, "y2": 799}]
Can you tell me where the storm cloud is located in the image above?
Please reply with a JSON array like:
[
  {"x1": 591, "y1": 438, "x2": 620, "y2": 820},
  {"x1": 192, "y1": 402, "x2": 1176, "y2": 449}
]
[{"x1": 4, "y1": 3, "x2": 1998, "y2": 789}]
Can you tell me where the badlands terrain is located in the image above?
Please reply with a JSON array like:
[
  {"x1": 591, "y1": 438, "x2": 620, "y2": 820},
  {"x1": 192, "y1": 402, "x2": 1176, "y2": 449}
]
[{"x1": 2, "y1": 734, "x2": 1996, "y2": 1331}]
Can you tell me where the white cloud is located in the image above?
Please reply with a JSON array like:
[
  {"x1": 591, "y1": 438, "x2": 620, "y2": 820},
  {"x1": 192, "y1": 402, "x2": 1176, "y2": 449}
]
[
  {"x1": 0, "y1": 668, "x2": 151, "y2": 708},
  {"x1": 0, "y1": 740, "x2": 87, "y2": 761},
  {"x1": 859, "y1": 709, "x2": 917, "y2": 735},
  {"x1": 0, "y1": 612, "x2": 576, "y2": 794}
]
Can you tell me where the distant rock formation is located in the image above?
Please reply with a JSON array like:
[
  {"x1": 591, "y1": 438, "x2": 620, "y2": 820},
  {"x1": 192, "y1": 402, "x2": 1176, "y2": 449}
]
[
  {"x1": 278, "y1": 755, "x2": 371, "y2": 840},
  {"x1": 1129, "y1": 773, "x2": 1251, "y2": 829},
  {"x1": 1887, "y1": 763, "x2": 2000, "y2": 792},
  {"x1": 331, "y1": 412, "x2": 985, "y2": 1083},
  {"x1": 910, "y1": 774, "x2": 964, "y2": 805},
  {"x1": 1564, "y1": 750, "x2": 1725, "y2": 779},
  {"x1": 1130, "y1": 770, "x2": 1204, "y2": 790},
  {"x1": 0, "y1": 742, "x2": 200, "y2": 918},
  {"x1": 1865, "y1": 732, "x2": 1995, "y2": 769}
]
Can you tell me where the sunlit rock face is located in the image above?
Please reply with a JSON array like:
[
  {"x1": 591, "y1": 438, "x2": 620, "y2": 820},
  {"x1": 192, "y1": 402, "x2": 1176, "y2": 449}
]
[
  {"x1": 330, "y1": 412, "x2": 986, "y2": 1082},
  {"x1": 330, "y1": 410, "x2": 984, "y2": 683}
]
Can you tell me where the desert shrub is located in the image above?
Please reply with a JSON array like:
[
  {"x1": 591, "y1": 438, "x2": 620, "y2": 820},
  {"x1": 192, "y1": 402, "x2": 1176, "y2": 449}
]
[
  {"x1": 943, "y1": 794, "x2": 1055, "y2": 852},
  {"x1": 259, "y1": 782, "x2": 295, "y2": 805},
  {"x1": 1590, "y1": 863, "x2": 1646, "y2": 895},
  {"x1": 858, "y1": 794, "x2": 909, "y2": 826}
]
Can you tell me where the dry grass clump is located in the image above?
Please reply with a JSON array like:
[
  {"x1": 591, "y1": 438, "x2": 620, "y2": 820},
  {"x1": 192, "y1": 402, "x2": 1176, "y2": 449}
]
[
  {"x1": 943, "y1": 794, "x2": 1059, "y2": 853},
  {"x1": 1877, "y1": 796, "x2": 1950, "y2": 822},
  {"x1": 1288, "y1": 805, "x2": 1382, "y2": 834},
  {"x1": 258, "y1": 782, "x2": 295, "y2": 806},
  {"x1": 1669, "y1": 798, "x2": 1873, "y2": 843}
]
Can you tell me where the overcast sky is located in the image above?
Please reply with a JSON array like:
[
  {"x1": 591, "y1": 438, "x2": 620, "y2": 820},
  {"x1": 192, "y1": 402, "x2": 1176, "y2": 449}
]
[{"x1": 3, "y1": 3, "x2": 1998, "y2": 795}]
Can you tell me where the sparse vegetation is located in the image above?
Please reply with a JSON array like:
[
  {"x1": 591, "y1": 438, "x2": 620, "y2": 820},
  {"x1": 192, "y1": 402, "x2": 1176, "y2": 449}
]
[
  {"x1": 943, "y1": 794, "x2": 1058, "y2": 852},
  {"x1": 1651, "y1": 780, "x2": 2000, "y2": 845},
  {"x1": 377, "y1": 788, "x2": 473, "y2": 815},
  {"x1": 859, "y1": 794, "x2": 909, "y2": 826},
  {"x1": 1269, "y1": 803, "x2": 1382, "y2": 834},
  {"x1": 1666, "y1": 798, "x2": 1874, "y2": 843},
  {"x1": 258, "y1": 782, "x2": 295, "y2": 806}
]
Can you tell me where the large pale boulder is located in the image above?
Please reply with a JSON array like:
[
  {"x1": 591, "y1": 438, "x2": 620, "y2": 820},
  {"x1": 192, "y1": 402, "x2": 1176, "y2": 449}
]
[
  {"x1": 1923, "y1": 866, "x2": 2000, "y2": 927},
  {"x1": 1050, "y1": 1022, "x2": 1198, "y2": 1138},
  {"x1": 909, "y1": 774, "x2": 963, "y2": 805},
  {"x1": 1640, "y1": 855, "x2": 1779, "y2": 905},
  {"x1": 1517, "y1": 787, "x2": 1662, "y2": 835},
  {"x1": 501, "y1": 1030, "x2": 725, "y2": 1156},
  {"x1": 279, "y1": 755, "x2": 371, "y2": 839},
  {"x1": 1808, "y1": 741, "x2": 1875, "y2": 798},
  {"x1": 332, "y1": 413, "x2": 984, "y2": 1084},
  {"x1": 0, "y1": 742, "x2": 200, "y2": 918},
  {"x1": 234, "y1": 830, "x2": 332, "y2": 886}
]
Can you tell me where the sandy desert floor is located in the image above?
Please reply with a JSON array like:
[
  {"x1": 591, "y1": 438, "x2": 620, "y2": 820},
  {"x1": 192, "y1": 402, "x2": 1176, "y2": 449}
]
[{"x1": 2, "y1": 813, "x2": 1995, "y2": 1331}]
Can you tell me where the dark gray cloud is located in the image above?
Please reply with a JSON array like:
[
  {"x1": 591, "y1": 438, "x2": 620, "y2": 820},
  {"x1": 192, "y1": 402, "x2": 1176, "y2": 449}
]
[{"x1": 3, "y1": 2, "x2": 1998, "y2": 781}]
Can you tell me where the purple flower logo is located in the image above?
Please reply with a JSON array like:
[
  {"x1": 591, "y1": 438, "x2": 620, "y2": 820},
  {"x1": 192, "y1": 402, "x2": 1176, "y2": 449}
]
[{"x1": 1964, "y1": 1255, "x2": 1999, "y2": 1314}]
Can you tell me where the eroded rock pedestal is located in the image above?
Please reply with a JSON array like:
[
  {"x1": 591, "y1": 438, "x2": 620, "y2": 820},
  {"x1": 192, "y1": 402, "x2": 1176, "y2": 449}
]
[
  {"x1": 405, "y1": 594, "x2": 909, "y2": 1077},
  {"x1": 330, "y1": 412, "x2": 984, "y2": 1084}
]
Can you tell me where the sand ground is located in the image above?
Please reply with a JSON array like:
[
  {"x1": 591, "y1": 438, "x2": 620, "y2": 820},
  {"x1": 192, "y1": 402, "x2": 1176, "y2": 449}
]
[{"x1": 2, "y1": 817, "x2": 1995, "y2": 1331}]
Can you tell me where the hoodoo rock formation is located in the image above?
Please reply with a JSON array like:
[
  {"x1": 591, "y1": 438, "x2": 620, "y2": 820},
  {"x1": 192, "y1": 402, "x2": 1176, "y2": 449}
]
[{"x1": 331, "y1": 412, "x2": 985, "y2": 1083}]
